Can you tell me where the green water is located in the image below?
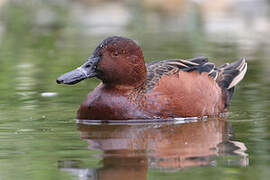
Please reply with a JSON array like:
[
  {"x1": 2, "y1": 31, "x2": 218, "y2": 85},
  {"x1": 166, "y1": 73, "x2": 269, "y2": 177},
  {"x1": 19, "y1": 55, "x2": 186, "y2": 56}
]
[{"x1": 0, "y1": 0, "x2": 270, "y2": 180}]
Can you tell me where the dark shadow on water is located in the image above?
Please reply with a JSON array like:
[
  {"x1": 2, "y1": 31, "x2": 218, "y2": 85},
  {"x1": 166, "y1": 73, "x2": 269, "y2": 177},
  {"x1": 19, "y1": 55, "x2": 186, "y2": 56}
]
[{"x1": 59, "y1": 118, "x2": 248, "y2": 180}]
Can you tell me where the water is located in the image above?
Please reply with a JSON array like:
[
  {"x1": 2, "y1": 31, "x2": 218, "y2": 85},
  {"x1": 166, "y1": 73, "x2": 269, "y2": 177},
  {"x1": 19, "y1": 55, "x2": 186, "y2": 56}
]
[{"x1": 0, "y1": 0, "x2": 270, "y2": 180}]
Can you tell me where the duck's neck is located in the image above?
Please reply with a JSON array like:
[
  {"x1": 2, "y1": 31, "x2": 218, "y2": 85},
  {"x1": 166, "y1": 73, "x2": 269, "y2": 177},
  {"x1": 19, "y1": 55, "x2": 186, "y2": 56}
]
[
  {"x1": 102, "y1": 77, "x2": 146, "y2": 92},
  {"x1": 102, "y1": 64, "x2": 147, "y2": 91}
]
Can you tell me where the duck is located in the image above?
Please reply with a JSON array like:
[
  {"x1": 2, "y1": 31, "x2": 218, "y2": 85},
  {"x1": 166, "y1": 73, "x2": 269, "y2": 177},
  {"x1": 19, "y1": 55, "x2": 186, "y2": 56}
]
[{"x1": 56, "y1": 36, "x2": 247, "y2": 120}]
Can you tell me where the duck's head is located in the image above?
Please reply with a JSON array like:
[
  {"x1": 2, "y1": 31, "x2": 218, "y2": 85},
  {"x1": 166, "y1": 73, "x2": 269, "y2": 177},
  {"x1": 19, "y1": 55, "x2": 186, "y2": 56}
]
[{"x1": 56, "y1": 36, "x2": 147, "y2": 88}]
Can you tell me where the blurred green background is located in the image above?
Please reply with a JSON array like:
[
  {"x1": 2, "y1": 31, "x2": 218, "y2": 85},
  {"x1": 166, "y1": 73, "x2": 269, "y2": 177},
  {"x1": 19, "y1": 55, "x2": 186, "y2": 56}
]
[{"x1": 0, "y1": 0, "x2": 270, "y2": 179}]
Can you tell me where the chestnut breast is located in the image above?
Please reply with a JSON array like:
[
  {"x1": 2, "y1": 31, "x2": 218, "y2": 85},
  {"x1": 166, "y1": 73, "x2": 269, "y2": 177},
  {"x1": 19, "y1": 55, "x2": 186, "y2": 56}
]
[{"x1": 77, "y1": 83, "x2": 150, "y2": 120}]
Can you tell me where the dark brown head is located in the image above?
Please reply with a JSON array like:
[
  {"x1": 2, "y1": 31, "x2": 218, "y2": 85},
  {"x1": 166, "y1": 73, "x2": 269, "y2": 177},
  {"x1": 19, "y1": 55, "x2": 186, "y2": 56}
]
[{"x1": 56, "y1": 36, "x2": 147, "y2": 88}]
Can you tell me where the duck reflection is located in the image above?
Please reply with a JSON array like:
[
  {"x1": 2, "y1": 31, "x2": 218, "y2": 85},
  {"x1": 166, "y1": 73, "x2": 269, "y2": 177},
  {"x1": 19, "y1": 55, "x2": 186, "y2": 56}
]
[{"x1": 60, "y1": 118, "x2": 248, "y2": 180}]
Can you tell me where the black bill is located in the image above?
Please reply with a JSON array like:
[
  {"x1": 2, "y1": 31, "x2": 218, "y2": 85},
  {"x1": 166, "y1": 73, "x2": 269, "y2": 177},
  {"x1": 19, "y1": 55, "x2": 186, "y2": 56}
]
[{"x1": 56, "y1": 56, "x2": 100, "y2": 85}]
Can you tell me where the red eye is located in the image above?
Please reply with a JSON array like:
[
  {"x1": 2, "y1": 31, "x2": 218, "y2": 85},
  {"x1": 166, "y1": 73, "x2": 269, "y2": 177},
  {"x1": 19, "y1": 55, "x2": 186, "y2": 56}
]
[{"x1": 112, "y1": 51, "x2": 118, "y2": 57}]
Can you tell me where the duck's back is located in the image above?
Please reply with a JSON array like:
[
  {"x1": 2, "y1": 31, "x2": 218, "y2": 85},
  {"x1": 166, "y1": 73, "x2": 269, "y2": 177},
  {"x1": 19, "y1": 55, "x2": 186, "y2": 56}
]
[{"x1": 140, "y1": 56, "x2": 247, "y2": 117}]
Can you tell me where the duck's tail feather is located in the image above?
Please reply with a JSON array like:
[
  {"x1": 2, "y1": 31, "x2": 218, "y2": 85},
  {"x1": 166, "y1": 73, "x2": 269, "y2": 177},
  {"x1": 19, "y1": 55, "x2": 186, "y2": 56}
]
[
  {"x1": 217, "y1": 58, "x2": 247, "y2": 89},
  {"x1": 216, "y1": 58, "x2": 247, "y2": 108}
]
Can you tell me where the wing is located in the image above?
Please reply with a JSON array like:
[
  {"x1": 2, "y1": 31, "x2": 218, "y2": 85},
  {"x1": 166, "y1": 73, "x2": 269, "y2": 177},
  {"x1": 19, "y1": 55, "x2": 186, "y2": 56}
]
[
  {"x1": 144, "y1": 56, "x2": 247, "y2": 108},
  {"x1": 145, "y1": 56, "x2": 216, "y2": 91}
]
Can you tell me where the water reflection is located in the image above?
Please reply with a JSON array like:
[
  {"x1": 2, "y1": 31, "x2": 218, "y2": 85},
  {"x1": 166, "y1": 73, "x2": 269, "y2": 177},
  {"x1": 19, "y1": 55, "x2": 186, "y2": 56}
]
[{"x1": 59, "y1": 118, "x2": 248, "y2": 180}]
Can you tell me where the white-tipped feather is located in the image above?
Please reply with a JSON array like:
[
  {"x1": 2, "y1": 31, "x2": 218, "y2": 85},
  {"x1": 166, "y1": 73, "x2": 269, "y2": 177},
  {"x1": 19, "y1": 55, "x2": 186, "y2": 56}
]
[
  {"x1": 169, "y1": 61, "x2": 189, "y2": 68},
  {"x1": 180, "y1": 59, "x2": 199, "y2": 65},
  {"x1": 238, "y1": 60, "x2": 246, "y2": 72},
  {"x1": 208, "y1": 67, "x2": 214, "y2": 74},
  {"x1": 214, "y1": 71, "x2": 219, "y2": 80}
]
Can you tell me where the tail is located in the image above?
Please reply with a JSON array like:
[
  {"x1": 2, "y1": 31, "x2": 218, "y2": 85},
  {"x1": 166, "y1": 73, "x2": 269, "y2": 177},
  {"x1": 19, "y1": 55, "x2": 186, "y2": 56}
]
[{"x1": 216, "y1": 58, "x2": 247, "y2": 108}]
